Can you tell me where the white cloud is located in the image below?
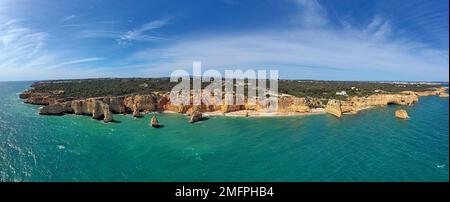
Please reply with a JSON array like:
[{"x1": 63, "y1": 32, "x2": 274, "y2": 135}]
[
  {"x1": 0, "y1": 1, "x2": 447, "y2": 82},
  {"x1": 364, "y1": 16, "x2": 392, "y2": 42},
  {"x1": 0, "y1": 17, "x2": 105, "y2": 81},
  {"x1": 61, "y1": 14, "x2": 77, "y2": 22},
  {"x1": 295, "y1": 0, "x2": 328, "y2": 27},
  {"x1": 76, "y1": 18, "x2": 171, "y2": 44},
  {"x1": 45, "y1": 57, "x2": 105, "y2": 70},
  {"x1": 131, "y1": 25, "x2": 448, "y2": 81},
  {"x1": 0, "y1": 18, "x2": 50, "y2": 69},
  {"x1": 118, "y1": 17, "x2": 171, "y2": 44}
]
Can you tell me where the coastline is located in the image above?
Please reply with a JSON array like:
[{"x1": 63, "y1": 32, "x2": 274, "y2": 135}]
[
  {"x1": 202, "y1": 108, "x2": 326, "y2": 117},
  {"x1": 18, "y1": 81, "x2": 449, "y2": 122}
]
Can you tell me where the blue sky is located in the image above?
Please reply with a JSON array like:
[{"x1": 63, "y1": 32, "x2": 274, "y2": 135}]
[{"x1": 0, "y1": 0, "x2": 448, "y2": 81}]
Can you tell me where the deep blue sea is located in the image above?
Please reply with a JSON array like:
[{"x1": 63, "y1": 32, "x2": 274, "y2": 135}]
[{"x1": 0, "y1": 81, "x2": 448, "y2": 182}]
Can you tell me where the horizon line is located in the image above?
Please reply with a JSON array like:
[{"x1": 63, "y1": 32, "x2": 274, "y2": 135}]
[{"x1": 0, "y1": 76, "x2": 448, "y2": 83}]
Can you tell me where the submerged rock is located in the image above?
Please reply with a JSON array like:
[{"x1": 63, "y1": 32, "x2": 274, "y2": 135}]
[
  {"x1": 150, "y1": 115, "x2": 160, "y2": 128},
  {"x1": 395, "y1": 109, "x2": 409, "y2": 119},
  {"x1": 189, "y1": 111, "x2": 203, "y2": 123}
]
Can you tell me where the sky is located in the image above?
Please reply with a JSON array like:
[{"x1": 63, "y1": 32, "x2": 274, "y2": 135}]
[{"x1": 0, "y1": 0, "x2": 448, "y2": 81}]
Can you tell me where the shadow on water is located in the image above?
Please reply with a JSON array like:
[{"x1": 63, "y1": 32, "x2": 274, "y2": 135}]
[{"x1": 151, "y1": 124, "x2": 164, "y2": 128}]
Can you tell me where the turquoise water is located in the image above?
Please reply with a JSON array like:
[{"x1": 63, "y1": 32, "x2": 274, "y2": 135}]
[{"x1": 0, "y1": 81, "x2": 448, "y2": 182}]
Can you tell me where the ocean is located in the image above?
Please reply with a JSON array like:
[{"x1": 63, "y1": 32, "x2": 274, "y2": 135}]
[{"x1": 0, "y1": 81, "x2": 448, "y2": 182}]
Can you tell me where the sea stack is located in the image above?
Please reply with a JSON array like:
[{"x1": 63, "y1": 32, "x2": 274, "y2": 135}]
[
  {"x1": 151, "y1": 115, "x2": 160, "y2": 128},
  {"x1": 102, "y1": 103, "x2": 113, "y2": 123},
  {"x1": 189, "y1": 111, "x2": 203, "y2": 123},
  {"x1": 395, "y1": 109, "x2": 409, "y2": 119}
]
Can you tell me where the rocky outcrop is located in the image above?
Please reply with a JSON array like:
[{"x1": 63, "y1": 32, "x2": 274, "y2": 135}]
[
  {"x1": 22, "y1": 85, "x2": 447, "y2": 121},
  {"x1": 325, "y1": 93, "x2": 419, "y2": 117},
  {"x1": 278, "y1": 96, "x2": 310, "y2": 113},
  {"x1": 39, "y1": 103, "x2": 64, "y2": 115},
  {"x1": 101, "y1": 103, "x2": 113, "y2": 122},
  {"x1": 103, "y1": 96, "x2": 126, "y2": 114},
  {"x1": 189, "y1": 111, "x2": 203, "y2": 123},
  {"x1": 395, "y1": 109, "x2": 409, "y2": 119},
  {"x1": 439, "y1": 92, "x2": 449, "y2": 97},
  {"x1": 41, "y1": 99, "x2": 113, "y2": 122},
  {"x1": 20, "y1": 90, "x2": 62, "y2": 105},
  {"x1": 132, "y1": 104, "x2": 143, "y2": 118},
  {"x1": 325, "y1": 99, "x2": 342, "y2": 117},
  {"x1": 150, "y1": 115, "x2": 160, "y2": 127},
  {"x1": 405, "y1": 87, "x2": 447, "y2": 97}
]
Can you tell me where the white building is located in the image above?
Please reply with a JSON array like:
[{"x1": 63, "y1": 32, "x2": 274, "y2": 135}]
[{"x1": 336, "y1": 91, "x2": 348, "y2": 96}]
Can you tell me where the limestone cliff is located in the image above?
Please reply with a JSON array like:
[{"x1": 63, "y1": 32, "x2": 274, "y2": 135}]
[
  {"x1": 39, "y1": 103, "x2": 64, "y2": 115},
  {"x1": 22, "y1": 85, "x2": 447, "y2": 121},
  {"x1": 40, "y1": 98, "x2": 113, "y2": 122},
  {"x1": 325, "y1": 93, "x2": 419, "y2": 117},
  {"x1": 277, "y1": 96, "x2": 311, "y2": 113},
  {"x1": 325, "y1": 99, "x2": 342, "y2": 117}
]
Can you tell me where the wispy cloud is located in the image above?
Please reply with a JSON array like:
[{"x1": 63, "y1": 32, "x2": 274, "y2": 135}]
[
  {"x1": 0, "y1": 1, "x2": 447, "y2": 81},
  {"x1": 123, "y1": 1, "x2": 448, "y2": 81},
  {"x1": 364, "y1": 16, "x2": 392, "y2": 42},
  {"x1": 0, "y1": 17, "x2": 50, "y2": 69},
  {"x1": 76, "y1": 17, "x2": 171, "y2": 44},
  {"x1": 45, "y1": 57, "x2": 105, "y2": 70},
  {"x1": 61, "y1": 14, "x2": 77, "y2": 22},
  {"x1": 295, "y1": 0, "x2": 328, "y2": 27},
  {"x1": 0, "y1": 17, "x2": 105, "y2": 81},
  {"x1": 77, "y1": 30, "x2": 124, "y2": 39},
  {"x1": 130, "y1": 18, "x2": 448, "y2": 81},
  {"x1": 118, "y1": 17, "x2": 171, "y2": 44}
]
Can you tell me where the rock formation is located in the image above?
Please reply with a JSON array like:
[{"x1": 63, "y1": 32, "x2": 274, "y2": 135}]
[
  {"x1": 325, "y1": 99, "x2": 342, "y2": 117},
  {"x1": 277, "y1": 96, "x2": 311, "y2": 113},
  {"x1": 21, "y1": 85, "x2": 447, "y2": 121},
  {"x1": 325, "y1": 93, "x2": 419, "y2": 117},
  {"x1": 101, "y1": 103, "x2": 113, "y2": 122},
  {"x1": 104, "y1": 96, "x2": 126, "y2": 114},
  {"x1": 39, "y1": 103, "x2": 64, "y2": 115},
  {"x1": 439, "y1": 92, "x2": 449, "y2": 97},
  {"x1": 150, "y1": 115, "x2": 160, "y2": 128},
  {"x1": 40, "y1": 99, "x2": 113, "y2": 122},
  {"x1": 395, "y1": 109, "x2": 409, "y2": 119},
  {"x1": 189, "y1": 111, "x2": 203, "y2": 123}
]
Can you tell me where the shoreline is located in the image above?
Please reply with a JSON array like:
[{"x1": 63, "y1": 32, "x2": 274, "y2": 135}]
[
  {"x1": 202, "y1": 108, "x2": 326, "y2": 117},
  {"x1": 148, "y1": 108, "x2": 327, "y2": 118},
  {"x1": 19, "y1": 84, "x2": 449, "y2": 122}
]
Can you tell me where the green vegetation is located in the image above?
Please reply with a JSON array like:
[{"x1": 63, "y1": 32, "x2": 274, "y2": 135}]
[
  {"x1": 29, "y1": 78, "x2": 443, "y2": 100},
  {"x1": 277, "y1": 80, "x2": 441, "y2": 99}
]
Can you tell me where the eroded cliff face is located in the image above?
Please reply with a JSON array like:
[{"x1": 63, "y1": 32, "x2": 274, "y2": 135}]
[
  {"x1": 39, "y1": 98, "x2": 113, "y2": 122},
  {"x1": 22, "y1": 86, "x2": 447, "y2": 121},
  {"x1": 324, "y1": 87, "x2": 448, "y2": 117},
  {"x1": 325, "y1": 99, "x2": 342, "y2": 117},
  {"x1": 277, "y1": 96, "x2": 311, "y2": 113},
  {"x1": 325, "y1": 93, "x2": 419, "y2": 117}
]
